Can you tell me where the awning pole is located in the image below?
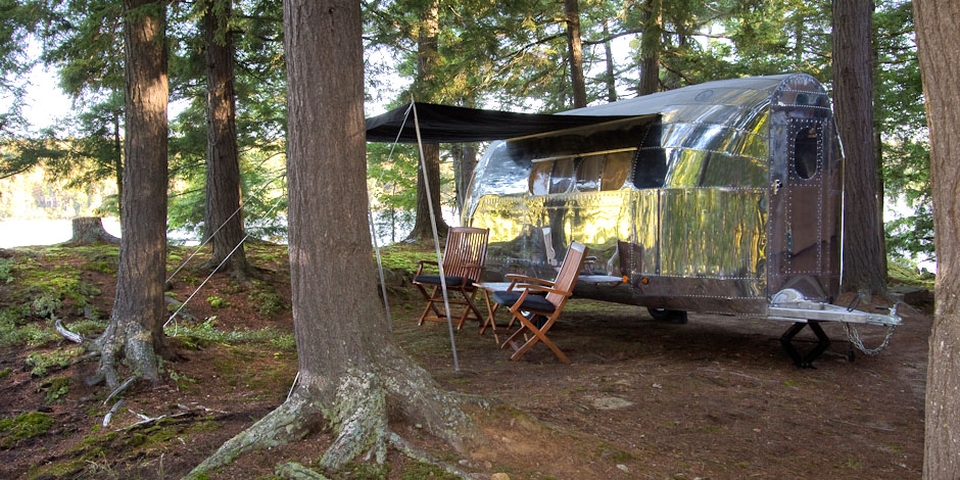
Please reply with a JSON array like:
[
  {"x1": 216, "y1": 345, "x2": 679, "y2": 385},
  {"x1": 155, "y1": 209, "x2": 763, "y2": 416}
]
[{"x1": 411, "y1": 97, "x2": 460, "y2": 372}]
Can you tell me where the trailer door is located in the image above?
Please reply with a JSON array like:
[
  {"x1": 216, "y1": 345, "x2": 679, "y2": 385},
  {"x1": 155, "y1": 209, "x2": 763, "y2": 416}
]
[{"x1": 767, "y1": 79, "x2": 842, "y2": 302}]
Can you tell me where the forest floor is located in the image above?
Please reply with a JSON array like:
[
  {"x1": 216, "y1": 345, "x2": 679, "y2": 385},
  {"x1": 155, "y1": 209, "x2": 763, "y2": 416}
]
[{"x1": 0, "y1": 242, "x2": 932, "y2": 479}]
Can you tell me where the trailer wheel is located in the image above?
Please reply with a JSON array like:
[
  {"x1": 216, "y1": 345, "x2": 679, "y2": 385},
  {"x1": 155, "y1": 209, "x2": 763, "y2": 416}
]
[{"x1": 648, "y1": 308, "x2": 688, "y2": 324}]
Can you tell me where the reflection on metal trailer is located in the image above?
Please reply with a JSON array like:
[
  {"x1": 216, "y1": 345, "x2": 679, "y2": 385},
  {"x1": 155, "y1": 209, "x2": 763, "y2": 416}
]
[{"x1": 461, "y1": 74, "x2": 900, "y2": 366}]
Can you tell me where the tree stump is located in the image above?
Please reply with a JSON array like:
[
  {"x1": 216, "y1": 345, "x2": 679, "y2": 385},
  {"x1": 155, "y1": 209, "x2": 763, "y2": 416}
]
[{"x1": 66, "y1": 217, "x2": 121, "y2": 246}]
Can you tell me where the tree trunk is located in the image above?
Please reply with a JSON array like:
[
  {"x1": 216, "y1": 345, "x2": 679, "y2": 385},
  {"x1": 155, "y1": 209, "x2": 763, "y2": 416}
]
[
  {"x1": 407, "y1": 0, "x2": 448, "y2": 241},
  {"x1": 409, "y1": 142, "x2": 448, "y2": 240},
  {"x1": 95, "y1": 0, "x2": 170, "y2": 388},
  {"x1": 638, "y1": 0, "x2": 662, "y2": 95},
  {"x1": 190, "y1": 1, "x2": 482, "y2": 475},
  {"x1": 113, "y1": 107, "x2": 123, "y2": 202},
  {"x1": 602, "y1": 20, "x2": 617, "y2": 103},
  {"x1": 454, "y1": 143, "x2": 477, "y2": 212},
  {"x1": 66, "y1": 217, "x2": 120, "y2": 246},
  {"x1": 202, "y1": 0, "x2": 248, "y2": 276},
  {"x1": 564, "y1": 0, "x2": 587, "y2": 108},
  {"x1": 915, "y1": 1, "x2": 960, "y2": 477},
  {"x1": 833, "y1": 0, "x2": 887, "y2": 295}
]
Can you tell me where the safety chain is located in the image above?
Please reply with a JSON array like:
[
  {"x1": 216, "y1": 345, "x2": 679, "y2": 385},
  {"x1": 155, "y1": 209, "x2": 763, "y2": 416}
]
[{"x1": 842, "y1": 322, "x2": 897, "y2": 356}]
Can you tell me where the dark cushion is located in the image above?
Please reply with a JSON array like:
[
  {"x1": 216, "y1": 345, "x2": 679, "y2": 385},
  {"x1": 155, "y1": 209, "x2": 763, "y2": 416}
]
[
  {"x1": 414, "y1": 275, "x2": 472, "y2": 287},
  {"x1": 491, "y1": 290, "x2": 555, "y2": 313}
]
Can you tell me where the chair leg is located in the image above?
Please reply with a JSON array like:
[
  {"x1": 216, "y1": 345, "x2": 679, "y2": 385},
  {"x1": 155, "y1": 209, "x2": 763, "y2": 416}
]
[
  {"x1": 502, "y1": 312, "x2": 569, "y2": 364},
  {"x1": 459, "y1": 290, "x2": 484, "y2": 329},
  {"x1": 418, "y1": 286, "x2": 481, "y2": 330},
  {"x1": 415, "y1": 285, "x2": 446, "y2": 326}
]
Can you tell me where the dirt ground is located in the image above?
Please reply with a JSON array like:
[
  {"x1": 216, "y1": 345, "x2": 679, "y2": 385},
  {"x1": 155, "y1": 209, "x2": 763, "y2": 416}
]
[{"x1": 0, "y1": 244, "x2": 930, "y2": 479}]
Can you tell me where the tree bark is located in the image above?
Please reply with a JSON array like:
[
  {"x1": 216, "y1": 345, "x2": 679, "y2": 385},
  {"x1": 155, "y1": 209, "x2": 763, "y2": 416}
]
[
  {"x1": 564, "y1": 0, "x2": 587, "y2": 108},
  {"x1": 66, "y1": 217, "x2": 120, "y2": 245},
  {"x1": 451, "y1": 143, "x2": 477, "y2": 213},
  {"x1": 202, "y1": 0, "x2": 249, "y2": 276},
  {"x1": 190, "y1": 1, "x2": 482, "y2": 475},
  {"x1": 602, "y1": 20, "x2": 617, "y2": 103},
  {"x1": 638, "y1": 0, "x2": 662, "y2": 95},
  {"x1": 915, "y1": 1, "x2": 960, "y2": 477},
  {"x1": 407, "y1": 0, "x2": 448, "y2": 241},
  {"x1": 409, "y1": 143, "x2": 448, "y2": 240},
  {"x1": 96, "y1": 0, "x2": 169, "y2": 388},
  {"x1": 833, "y1": 0, "x2": 887, "y2": 295}
]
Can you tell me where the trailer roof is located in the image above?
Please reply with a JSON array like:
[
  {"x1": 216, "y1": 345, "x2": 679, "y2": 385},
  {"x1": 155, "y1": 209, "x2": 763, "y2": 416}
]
[
  {"x1": 364, "y1": 74, "x2": 804, "y2": 144},
  {"x1": 364, "y1": 102, "x2": 634, "y2": 143}
]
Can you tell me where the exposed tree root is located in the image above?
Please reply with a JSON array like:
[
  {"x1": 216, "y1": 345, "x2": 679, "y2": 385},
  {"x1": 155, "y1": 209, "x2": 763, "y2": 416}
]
[
  {"x1": 187, "y1": 366, "x2": 487, "y2": 479},
  {"x1": 186, "y1": 391, "x2": 324, "y2": 478},
  {"x1": 275, "y1": 461, "x2": 331, "y2": 480}
]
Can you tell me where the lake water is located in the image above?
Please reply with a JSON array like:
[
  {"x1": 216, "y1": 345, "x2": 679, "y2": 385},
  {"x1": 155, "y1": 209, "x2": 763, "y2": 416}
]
[{"x1": 0, "y1": 218, "x2": 122, "y2": 248}]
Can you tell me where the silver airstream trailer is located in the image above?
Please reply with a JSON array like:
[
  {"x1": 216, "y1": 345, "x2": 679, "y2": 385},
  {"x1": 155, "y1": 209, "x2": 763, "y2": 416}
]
[{"x1": 366, "y1": 73, "x2": 901, "y2": 366}]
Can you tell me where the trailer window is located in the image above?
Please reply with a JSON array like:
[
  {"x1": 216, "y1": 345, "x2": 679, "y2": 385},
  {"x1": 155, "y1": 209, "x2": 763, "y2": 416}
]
[
  {"x1": 794, "y1": 127, "x2": 820, "y2": 179},
  {"x1": 600, "y1": 151, "x2": 633, "y2": 191},
  {"x1": 550, "y1": 159, "x2": 575, "y2": 193},
  {"x1": 633, "y1": 123, "x2": 667, "y2": 188},
  {"x1": 576, "y1": 157, "x2": 602, "y2": 192},
  {"x1": 529, "y1": 161, "x2": 552, "y2": 195}
]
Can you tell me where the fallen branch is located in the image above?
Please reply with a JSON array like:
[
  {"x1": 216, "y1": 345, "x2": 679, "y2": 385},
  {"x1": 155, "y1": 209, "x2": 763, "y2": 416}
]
[
  {"x1": 103, "y1": 398, "x2": 126, "y2": 427},
  {"x1": 55, "y1": 319, "x2": 82, "y2": 343},
  {"x1": 103, "y1": 375, "x2": 137, "y2": 406}
]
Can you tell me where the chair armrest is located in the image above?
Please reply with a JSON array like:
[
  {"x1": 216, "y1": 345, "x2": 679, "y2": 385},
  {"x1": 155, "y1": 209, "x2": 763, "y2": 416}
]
[
  {"x1": 415, "y1": 260, "x2": 440, "y2": 276},
  {"x1": 517, "y1": 283, "x2": 570, "y2": 297},
  {"x1": 504, "y1": 273, "x2": 555, "y2": 289}
]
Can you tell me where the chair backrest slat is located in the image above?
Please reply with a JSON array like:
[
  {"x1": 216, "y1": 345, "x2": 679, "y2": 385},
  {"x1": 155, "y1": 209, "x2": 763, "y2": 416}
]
[
  {"x1": 546, "y1": 242, "x2": 587, "y2": 307},
  {"x1": 442, "y1": 227, "x2": 489, "y2": 279}
]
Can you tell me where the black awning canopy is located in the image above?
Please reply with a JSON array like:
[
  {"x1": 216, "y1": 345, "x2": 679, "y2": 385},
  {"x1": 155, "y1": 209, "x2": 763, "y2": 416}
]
[{"x1": 364, "y1": 102, "x2": 634, "y2": 143}]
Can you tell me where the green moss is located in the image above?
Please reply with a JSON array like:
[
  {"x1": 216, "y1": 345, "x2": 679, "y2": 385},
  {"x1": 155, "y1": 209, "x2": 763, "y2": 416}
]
[
  {"x1": 0, "y1": 367, "x2": 11, "y2": 379},
  {"x1": 400, "y1": 461, "x2": 459, "y2": 480},
  {"x1": 0, "y1": 411, "x2": 55, "y2": 447},
  {"x1": 64, "y1": 318, "x2": 107, "y2": 336},
  {"x1": 206, "y1": 295, "x2": 229, "y2": 309}
]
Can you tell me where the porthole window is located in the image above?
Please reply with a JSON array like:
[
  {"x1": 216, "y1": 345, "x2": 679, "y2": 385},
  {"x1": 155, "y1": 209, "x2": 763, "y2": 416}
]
[{"x1": 794, "y1": 127, "x2": 820, "y2": 179}]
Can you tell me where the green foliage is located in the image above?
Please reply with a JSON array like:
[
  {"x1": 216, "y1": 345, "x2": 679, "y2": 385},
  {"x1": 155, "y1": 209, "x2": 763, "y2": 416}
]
[
  {"x1": 0, "y1": 257, "x2": 14, "y2": 283},
  {"x1": 247, "y1": 284, "x2": 288, "y2": 317},
  {"x1": 206, "y1": 295, "x2": 229, "y2": 310},
  {"x1": 40, "y1": 376, "x2": 73, "y2": 403},
  {"x1": 0, "y1": 412, "x2": 55, "y2": 448},
  {"x1": 0, "y1": 306, "x2": 57, "y2": 348},
  {"x1": 25, "y1": 347, "x2": 83, "y2": 377},
  {"x1": 888, "y1": 256, "x2": 936, "y2": 288},
  {"x1": 32, "y1": 293, "x2": 62, "y2": 319},
  {"x1": 875, "y1": 0, "x2": 932, "y2": 262}
]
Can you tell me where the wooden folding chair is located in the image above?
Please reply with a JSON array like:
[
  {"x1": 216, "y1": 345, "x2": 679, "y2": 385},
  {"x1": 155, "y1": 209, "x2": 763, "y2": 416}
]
[
  {"x1": 412, "y1": 227, "x2": 489, "y2": 330},
  {"x1": 491, "y1": 242, "x2": 588, "y2": 364}
]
